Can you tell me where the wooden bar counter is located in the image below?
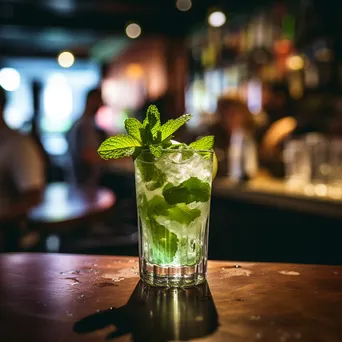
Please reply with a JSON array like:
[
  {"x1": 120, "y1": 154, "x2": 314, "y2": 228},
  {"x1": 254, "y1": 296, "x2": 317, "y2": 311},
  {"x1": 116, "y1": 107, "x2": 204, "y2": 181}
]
[
  {"x1": 0, "y1": 254, "x2": 341, "y2": 341},
  {"x1": 213, "y1": 175, "x2": 342, "y2": 219},
  {"x1": 210, "y1": 175, "x2": 342, "y2": 264}
]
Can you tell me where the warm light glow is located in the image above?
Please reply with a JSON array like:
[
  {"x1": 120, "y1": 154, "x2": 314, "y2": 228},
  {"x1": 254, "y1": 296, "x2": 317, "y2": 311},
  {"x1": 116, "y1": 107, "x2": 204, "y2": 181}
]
[
  {"x1": 315, "y1": 48, "x2": 333, "y2": 62},
  {"x1": 176, "y1": 0, "x2": 192, "y2": 11},
  {"x1": 126, "y1": 63, "x2": 144, "y2": 79},
  {"x1": 208, "y1": 11, "x2": 226, "y2": 28},
  {"x1": 286, "y1": 55, "x2": 304, "y2": 70},
  {"x1": 274, "y1": 39, "x2": 292, "y2": 55},
  {"x1": 315, "y1": 184, "x2": 328, "y2": 197},
  {"x1": 125, "y1": 23, "x2": 141, "y2": 39},
  {"x1": 329, "y1": 186, "x2": 342, "y2": 199},
  {"x1": 289, "y1": 73, "x2": 304, "y2": 99},
  {"x1": 0, "y1": 68, "x2": 21, "y2": 91},
  {"x1": 305, "y1": 64, "x2": 319, "y2": 88},
  {"x1": 57, "y1": 51, "x2": 75, "y2": 68}
]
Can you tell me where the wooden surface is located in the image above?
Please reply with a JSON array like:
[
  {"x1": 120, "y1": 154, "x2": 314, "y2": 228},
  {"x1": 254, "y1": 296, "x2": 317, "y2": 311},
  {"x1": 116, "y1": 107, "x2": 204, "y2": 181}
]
[
  {"x1": 213, "y1": 176, "x2": 342, "y2": 219},
  {"x1": 28, "y1": 183, "x2": 116, "y2": 230},
  {"x1": 0, "y1": 254, "x2": 341, "y2": 342}
]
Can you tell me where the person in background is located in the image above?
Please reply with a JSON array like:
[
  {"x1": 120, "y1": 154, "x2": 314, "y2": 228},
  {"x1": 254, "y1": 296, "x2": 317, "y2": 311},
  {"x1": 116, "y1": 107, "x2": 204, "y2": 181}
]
[
  {"x1": 262, "y1": 82, "x2": 292, "y2": 125},
  {"x1": 31, "y1": 109, "x2": 52, "y2": 173},
  {"x1": 205, "y1": 96, "x2": 257, "y2": 178},
  {"x1": 259, "y1": 91, "x2": 334, "y2": 178},
  {"x1": 67, "y1": 88, "x2": 103, "y2": 186},
  {"x1": 0, "y1": 87, "x2": 45, "y2": 248},
  {"x1": 257, "y1": 83, "x2": 296, "y2": 177}
]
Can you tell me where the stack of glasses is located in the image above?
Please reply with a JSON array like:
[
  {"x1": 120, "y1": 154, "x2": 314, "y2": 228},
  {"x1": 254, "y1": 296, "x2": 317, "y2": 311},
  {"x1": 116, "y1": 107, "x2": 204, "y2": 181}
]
[{"x1": 284, "y1": 133, "x2": 342, "y2": 198}]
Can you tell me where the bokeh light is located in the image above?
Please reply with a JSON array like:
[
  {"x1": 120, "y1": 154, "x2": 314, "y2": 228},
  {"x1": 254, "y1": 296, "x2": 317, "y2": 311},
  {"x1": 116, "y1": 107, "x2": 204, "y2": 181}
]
[
  {"x1": 208, "y1": 11, "x2": 226, "y2": 27},
  {"x1": 0, "y1": 68, "x2": 21, "y2": 91},
  {"x1": 126, "y1": 23, "x2": 142, "y2": 39},
  {"x1": 57, "y1": 51, "x2": 75, "y2": 68},
  {"x1": 126, "y1": 63, "x2": 144, "y2": 79},
  {"x1": 176, "y1": 0, "x2": 192, "y2": 11},
  {"x1": 286, "y1": 55, "x2": 304, "y2": 71}
]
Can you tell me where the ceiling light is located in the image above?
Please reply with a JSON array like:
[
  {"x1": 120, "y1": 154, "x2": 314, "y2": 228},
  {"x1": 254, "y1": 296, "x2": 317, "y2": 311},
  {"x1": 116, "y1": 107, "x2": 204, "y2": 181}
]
[
  {"x1": 126, "y1": 23, "x2": 141, "y2": 39},
  {"x1": 176, "y1": 0, "x2": 192, "y2": 11},
  {"x1": 0, "y1": 68, "x2": 21, "y2": 91},
  {"x1": 208, "y1": 11, "x2": 226, "y2": 28},
  {"x1": 57, "y1": 51, "x2": 75, "y2": 68}
]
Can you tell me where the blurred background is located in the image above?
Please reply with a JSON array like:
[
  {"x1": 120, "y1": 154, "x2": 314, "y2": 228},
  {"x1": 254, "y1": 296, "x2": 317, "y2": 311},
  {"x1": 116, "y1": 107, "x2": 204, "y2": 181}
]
[{"x1": 1, "y1": 0, "x2": 342, "y2": 265}]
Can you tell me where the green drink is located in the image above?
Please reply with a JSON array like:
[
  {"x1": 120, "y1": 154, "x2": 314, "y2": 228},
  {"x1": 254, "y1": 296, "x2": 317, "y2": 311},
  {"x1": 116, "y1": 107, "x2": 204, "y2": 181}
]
[
  {"x1": 98, "y1": 105, "x2": 215, "y2": 287},
  {"x1": 136, "y1": 149, "x2": 213, "y2": 286}
]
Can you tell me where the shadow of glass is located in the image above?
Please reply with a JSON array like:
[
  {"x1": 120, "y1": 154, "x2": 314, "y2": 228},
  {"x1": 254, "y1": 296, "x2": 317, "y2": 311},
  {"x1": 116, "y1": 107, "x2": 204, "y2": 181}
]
[{"x1": 74, "y1": 280, "x2": 218, "y2": 341}]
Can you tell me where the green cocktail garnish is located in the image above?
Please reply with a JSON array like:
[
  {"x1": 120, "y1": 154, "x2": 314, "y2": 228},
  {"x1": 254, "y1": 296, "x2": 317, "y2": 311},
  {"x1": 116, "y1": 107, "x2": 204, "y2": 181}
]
[
  {"x1": 97, "y1": 105, "x2": 214, "y2": 265},
  {"x1": 97, "y1": 104, "x2": 214, "y2": 160}
]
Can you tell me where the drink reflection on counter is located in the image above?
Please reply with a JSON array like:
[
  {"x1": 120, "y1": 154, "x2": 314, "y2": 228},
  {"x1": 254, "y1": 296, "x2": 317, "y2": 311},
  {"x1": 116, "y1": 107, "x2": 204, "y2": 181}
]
[{"x1": 74, "y1": 280, "x2": 218, "y2": 341}]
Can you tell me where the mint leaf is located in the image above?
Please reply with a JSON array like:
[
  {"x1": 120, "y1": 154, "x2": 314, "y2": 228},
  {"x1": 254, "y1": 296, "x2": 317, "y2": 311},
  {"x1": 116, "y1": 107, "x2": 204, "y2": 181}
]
[
  {"x1": 138, "y1": 194, "x2": 178, "y2": 264},
  {"x1": 136, "y1": 161, "x2": 166, "y2": 190},
  {"x1": 147, "y1": 196, "x2": 169, "y2": 216},
  {"x1": 143, "y1": 105, "x2": 161, "y2": 141},
  {"x1": 169, "y1": 142, "x2": 187, "y2": 149},
  {"x1": 132, "y1": 146, "x2": 142, "y2": 160},
  {"x1": 150, "y1": 217, "x2": 178, "y2": 264},
  {"x1": 149, "y1": 144, "x2": 162, "y2": 158},
  {"x1": 190, "y1": 135, "x2": 215, "y2": 150},
  {"x1": 147, "y1": 196, "x2": 200, "y2": 224},
  {"x1": 98, "y1": 105, "x2": 195, "y2": 161},
  {"x1": 161, "y1": 136, "x2": 173, "y2": 148},
  {"x1": 163, "y1": 177, "x2": 211, "y2": 204},
  {"x1": 97, "y1": 134, "x2": 141, "y2": 159},
  {"x1": 160, "y1": 114, "x2": 192, "y2": 141},
  {"x1": 167, "y1": 203, "x2": 201, "y2": 224},
  {"x1": 137, "y1": 195, "x2": 178, "y2": 264},
  {"x1": 125, "y1": 118, "x2": 143, "y2": 143}
]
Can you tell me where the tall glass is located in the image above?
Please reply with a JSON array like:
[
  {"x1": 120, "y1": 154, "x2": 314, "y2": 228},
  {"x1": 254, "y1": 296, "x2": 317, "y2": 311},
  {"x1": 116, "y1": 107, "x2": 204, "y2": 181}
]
[
  {"x1": 328, "y1": 139, "x2": 342, "y2": 198},
  {"x1": 283, "y1": 139, "x2": 310, "y2": 189},
  {"x1": 305, "y1": 133, "x2": 329, "y2": 196},
  {"x1": 135, "y1": 149, "x2": 213, "y2": 287}
]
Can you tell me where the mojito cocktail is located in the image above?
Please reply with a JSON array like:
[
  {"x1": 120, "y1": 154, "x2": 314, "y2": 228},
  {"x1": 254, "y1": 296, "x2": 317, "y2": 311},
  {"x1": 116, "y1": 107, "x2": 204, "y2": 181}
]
[
  {"x1": 136, "y1": 149, "x2": 213, "y2": 287},
  {"x1": 97, "y1": 105, "x2": 215, "y2": 287}
]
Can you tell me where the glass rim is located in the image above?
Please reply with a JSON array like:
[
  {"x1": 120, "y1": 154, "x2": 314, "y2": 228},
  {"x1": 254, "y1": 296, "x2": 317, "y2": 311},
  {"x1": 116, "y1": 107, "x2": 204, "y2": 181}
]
[
  {"x1": 135, "y1": 149, "x2": 213, "y2": 164},
  {"x1": 139, "y1": 148, "x2": 214, "y2": 153}
]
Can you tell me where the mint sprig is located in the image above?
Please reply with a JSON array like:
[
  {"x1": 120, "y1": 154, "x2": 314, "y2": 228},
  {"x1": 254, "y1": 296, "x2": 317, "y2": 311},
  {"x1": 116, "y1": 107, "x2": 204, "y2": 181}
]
[
  {"x1": 124, "y1": 118, "x2": 143, "y2": 143},
  {"x1": 143, "y1": 104, "x2": 161, "y2": 140},
  {"x1": 189, "y1": 135, "x2": 215, "y2": 150},
  {"x1": 97, "y1": 104, "x2": 193, "y2": 160},
  {"x1": 137, "y1": 193, "x2": 178, "y2": 264},
  {"x1": 163, "y1": 177, "x2": 211, "y2": 205},
  {"x1": 138, "y1": 194, "x2": 201, "y2": 263},
  {"x1": 97, "y1": 134, "x2": 141, "y2": 160},
  {"x1": 160, "y1": 114, "x2": 192, "y2": 141}
]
